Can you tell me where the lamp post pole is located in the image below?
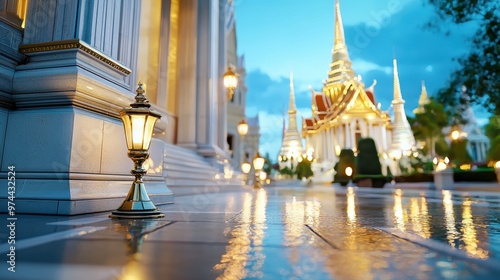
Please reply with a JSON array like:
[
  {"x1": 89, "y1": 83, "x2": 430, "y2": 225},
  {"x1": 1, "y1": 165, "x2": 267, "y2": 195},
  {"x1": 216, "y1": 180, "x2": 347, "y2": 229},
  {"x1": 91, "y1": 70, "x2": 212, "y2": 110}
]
[
  {"x1": 253, "y1": 152, "x2": 265, "y2": 189},
  {"x1": 237, "y1": 118, "x2": 248, "y2": 168}
]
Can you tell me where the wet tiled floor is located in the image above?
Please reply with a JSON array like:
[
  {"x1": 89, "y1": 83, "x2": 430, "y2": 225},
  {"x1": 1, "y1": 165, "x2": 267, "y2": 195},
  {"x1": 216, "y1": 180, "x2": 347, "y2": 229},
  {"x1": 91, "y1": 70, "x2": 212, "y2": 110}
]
[{"x1": 1, "y1": 184, "x2": 500, "y2": 279}]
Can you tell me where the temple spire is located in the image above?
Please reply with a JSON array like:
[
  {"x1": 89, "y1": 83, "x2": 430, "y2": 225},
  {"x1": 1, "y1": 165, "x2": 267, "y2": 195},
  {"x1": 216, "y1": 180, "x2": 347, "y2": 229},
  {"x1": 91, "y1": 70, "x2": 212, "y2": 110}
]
[
  {"x1": 326, "y1": 0, "x2": 355, "y2": 84},
  {"x1": 334, "y1": 0, "x2": 346, "y2": 48},
  {"x1": 289, "y1": 71, "x2": 296, "y2": 113},
  {"x1": 391, "y1": 58, "x2": 415, "y2": 152},
  {"x1": 393, "y1": 59, "x2": 403, "y2": 102},
  {"x1": 279, "y1": 71, "x2": 304, "y2": 159}
]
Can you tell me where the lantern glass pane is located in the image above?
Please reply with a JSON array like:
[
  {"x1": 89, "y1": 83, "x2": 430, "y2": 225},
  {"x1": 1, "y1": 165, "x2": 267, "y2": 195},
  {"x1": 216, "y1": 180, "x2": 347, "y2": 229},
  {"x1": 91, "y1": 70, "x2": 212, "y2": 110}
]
[
  {"x1": 131, "y1": 114, "x2": 146, "y2": 150},
  {"x1": 143, "y1": 115, "x2": 159, "y2": 150},
  {"x1": 121, "y1": 114, "x2": 133, "y2": 150}
]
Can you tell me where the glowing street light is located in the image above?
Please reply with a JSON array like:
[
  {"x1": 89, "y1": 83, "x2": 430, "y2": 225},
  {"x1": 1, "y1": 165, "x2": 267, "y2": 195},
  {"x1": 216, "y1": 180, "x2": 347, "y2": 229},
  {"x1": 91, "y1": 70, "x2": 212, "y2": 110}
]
[
  {"x1": 110, "y1": 83, "x2": 164, "y2": 219},
  {"x1": 237, "y1": 119, "x2": 248, "y2": 137},
  {"x1": 223, "y1": 65, "x2": 239, "y2": 100}
]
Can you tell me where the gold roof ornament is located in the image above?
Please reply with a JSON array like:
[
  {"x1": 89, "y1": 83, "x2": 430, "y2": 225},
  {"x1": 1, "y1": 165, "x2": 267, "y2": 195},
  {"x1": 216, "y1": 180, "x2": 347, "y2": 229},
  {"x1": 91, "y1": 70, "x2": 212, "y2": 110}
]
[
  {"x1": 414, "y1": 81, "x2": 430, "y2": 114},
  {"x1": 326, "y1": 0, "x2": 355, "y2": 85}
]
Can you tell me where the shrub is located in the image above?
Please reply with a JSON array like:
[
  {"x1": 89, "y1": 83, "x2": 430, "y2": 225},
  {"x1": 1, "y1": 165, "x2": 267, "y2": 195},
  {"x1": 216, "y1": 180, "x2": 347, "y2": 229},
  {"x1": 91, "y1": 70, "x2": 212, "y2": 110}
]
[
  {"x1": 334, "y1": 149, "x2": 355, "y2": 185},
  {"x1": 356, "y1": 138, "x2": 382, "y2": 175}
]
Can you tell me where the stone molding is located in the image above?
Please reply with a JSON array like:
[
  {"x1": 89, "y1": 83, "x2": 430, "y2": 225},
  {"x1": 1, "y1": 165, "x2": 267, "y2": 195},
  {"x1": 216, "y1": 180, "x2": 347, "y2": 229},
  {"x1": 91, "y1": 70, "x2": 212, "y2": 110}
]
[{"x1": 19, "y1": 39, "x2": 131, "y2": 75}]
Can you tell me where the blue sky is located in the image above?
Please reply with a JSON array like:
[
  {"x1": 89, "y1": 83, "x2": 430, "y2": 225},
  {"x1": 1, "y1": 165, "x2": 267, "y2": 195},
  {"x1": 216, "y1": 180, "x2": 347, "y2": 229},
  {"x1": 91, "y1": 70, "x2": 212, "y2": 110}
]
[{"x1": 235, "y1": 0, "x2": 482, "y2": 158}]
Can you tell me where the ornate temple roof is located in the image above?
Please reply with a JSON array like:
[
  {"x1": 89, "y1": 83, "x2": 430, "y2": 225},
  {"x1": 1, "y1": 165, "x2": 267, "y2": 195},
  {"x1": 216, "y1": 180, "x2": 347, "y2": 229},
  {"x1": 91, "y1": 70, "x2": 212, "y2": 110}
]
[{"x1": 303, "y1": 0, "x2": 391, "y2": 135}]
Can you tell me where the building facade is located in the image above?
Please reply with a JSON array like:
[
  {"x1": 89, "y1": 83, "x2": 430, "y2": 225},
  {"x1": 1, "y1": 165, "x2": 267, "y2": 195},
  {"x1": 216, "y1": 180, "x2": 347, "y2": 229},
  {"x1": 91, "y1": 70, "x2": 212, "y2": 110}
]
[{"x1": 0, "y1": 0, "x2": 242, "y2": 215}]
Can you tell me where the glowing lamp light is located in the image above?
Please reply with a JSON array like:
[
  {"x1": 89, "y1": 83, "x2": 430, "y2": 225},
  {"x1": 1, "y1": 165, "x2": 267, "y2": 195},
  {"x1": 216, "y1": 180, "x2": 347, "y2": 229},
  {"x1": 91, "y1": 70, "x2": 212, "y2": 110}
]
[
  {"x1": 444, "y1": 157, "x2": 450, "y2": 165},
  {"x1": 495, "y1": 161, "x2": 500, "y2": 169},
  {"x1": 259, "y1": 172, "x2": 267, "y2": 181},
  {"x1": 436, "y1": 161, "x2": 448, "y2": 171},
  {"x1": 433, "y1": 157, "x2": 438, "y2": 165},
  {"x1": 253, "y1": 152, "x2": 265, "y2": 171},
  {"x1": 345, "y1": 167, "x2": 353, "y2": 177},
  {"x1": 451, "y1": 130, "x2": 460, "y2": 141},
  {"x1": 223, "y1": 65, "x2": 239, "y2": 100},
  {"x1": 241, "y1": 161, "x2": 251, "y2": 174},
  {"x1": 110, "y1": 82, "x2": 164, "y2": 219},
  {"x1": 237, "y1": 118, "x2": 248, "y2": 137}
]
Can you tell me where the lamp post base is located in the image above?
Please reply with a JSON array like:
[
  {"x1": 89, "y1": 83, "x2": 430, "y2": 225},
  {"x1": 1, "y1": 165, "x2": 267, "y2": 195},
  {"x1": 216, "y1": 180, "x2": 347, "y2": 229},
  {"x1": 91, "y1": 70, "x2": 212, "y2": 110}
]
[{"x1": 109, "y1": 209, "x2": 165, "y2": 219}]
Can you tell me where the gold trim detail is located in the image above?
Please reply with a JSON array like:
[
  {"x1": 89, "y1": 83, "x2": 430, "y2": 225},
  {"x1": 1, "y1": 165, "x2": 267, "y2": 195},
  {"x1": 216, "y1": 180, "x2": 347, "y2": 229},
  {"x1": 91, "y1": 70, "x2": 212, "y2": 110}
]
[{"x1": 19, "y1": 39, "x2": 132, "y2": 75}]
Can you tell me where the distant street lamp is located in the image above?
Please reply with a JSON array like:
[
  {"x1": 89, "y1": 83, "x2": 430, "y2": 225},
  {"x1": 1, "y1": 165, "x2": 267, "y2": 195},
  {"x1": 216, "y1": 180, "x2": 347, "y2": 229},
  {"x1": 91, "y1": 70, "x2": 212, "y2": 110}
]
[
  {"x1": 451, "y1": 130, "x2": 460, "y2": 141},
  {"x1": 110, "y1": 83, "x2": 165, "y2": 219},
  {"x1": 241, "y1": 160, "x2": 251, "y2": 185},
  {"x1": 253, "y1": 152, "x2": 265, "y2": 189},
  {"x1": 223, "y1": 65, "x2": 239, "y2": 101},
  {"x1": 237, "y1": 119, "x2": 248, "y2": 137}
]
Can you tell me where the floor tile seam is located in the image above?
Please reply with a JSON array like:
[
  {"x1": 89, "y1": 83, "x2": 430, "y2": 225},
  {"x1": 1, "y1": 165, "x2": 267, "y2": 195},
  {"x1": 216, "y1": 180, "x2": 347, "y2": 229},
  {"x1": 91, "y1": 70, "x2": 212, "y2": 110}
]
[
  {"x1": 377, "y1": 227, "x2": 500, "y2": 273},
  {"x1": 0, "y1": 226, "x2": 106, "y2": 253},
  {"x1": 224, "y1": 210, "x2": 243, "y2": 222},
  {"x1": 304, "y1": 224, "x2": 340, "y2": 250}
]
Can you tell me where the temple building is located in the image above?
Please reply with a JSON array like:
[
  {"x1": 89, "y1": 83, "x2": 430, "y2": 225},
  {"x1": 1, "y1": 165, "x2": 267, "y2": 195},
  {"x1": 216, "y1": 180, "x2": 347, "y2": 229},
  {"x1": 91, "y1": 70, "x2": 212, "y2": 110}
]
[
  {"x1": 279, "y1": 72, "x2": 304, "y2": 168},
  {"x1": 302, "y1": 0, "x2": 415, "y2": 175},
  {"x1": 0, "y1": 0, "x2": 246, "y2": 215}
]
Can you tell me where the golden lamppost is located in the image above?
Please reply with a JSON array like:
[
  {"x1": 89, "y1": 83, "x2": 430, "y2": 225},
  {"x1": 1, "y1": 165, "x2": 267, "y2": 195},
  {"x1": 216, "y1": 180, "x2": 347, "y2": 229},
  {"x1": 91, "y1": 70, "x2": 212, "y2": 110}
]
[
  {"x1": 252, "y1": 152, "x2": 265, "y2": 189},
  {"x1": 237, "y1": 118, "x2": 248, "y2": 167},
  {"x1": 223, "y1": 65, "x2": 239, "y2": 100},
  {"x1": 110, "y1": 83, "x2": 165, "y2": 219}
]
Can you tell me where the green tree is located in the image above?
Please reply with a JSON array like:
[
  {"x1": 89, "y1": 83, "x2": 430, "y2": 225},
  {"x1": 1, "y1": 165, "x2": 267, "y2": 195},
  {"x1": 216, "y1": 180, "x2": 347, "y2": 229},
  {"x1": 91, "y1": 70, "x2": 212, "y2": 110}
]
[
  {"x1": 487, "y1": 135, "x2": 500, "y2": 162},
  {"x1": 485, "y1": 115, "x2": 500, "y2": 141},
  {"x1": 296, "y1": 157, "x2": 314, "y2": 180},
  {"x1": 409, "y1": 98, "x2": 450, "y2": 157},
  {"x1": 449, "y1": 139, "x2": 473, "y2": 165},
  {"x1": 427, "y1": 0, "x2": 500, "y2": 113}
]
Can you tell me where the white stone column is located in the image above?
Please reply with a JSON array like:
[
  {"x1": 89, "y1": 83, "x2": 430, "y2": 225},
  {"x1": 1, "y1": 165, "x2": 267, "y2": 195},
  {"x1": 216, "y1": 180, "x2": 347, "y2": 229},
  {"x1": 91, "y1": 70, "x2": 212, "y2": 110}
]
[
  {"x1": 177, "y1": 0, "x2": 198, "y2": 149},
  {"x1": 345, "y1": 122, "x2": 351, "y2": 149},
  {"x1": 381, "y1": 124, "x2": 387, "y2": 151},
  {"x1": 196, "y1": 0, "x2": 220, "y2": 153}
]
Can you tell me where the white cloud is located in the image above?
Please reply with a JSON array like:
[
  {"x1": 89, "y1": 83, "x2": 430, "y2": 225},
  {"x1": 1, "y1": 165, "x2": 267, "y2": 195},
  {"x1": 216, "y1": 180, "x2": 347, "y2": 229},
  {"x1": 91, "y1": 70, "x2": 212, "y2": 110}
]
[{"x1": 352, "y1": 58, "x2": 392, "y2": 75}]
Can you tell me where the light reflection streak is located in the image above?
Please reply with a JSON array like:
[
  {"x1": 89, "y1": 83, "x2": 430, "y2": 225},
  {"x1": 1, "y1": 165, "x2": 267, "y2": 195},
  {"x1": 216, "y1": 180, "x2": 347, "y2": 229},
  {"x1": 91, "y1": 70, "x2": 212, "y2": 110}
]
[
  {"x1": 442, "y1": 190, "x2": 459, "y2": 247},
  {"x1": 410, "y1": 198, "x2": 422, "y2": 234},
  {"x1": 346, "y1": 187, "x2": 356, "y2": 226},
  {"x1": 393, "y1": 189, "x2": 405, "y2": 231},
  {"x1": 419, "y1": 197, "x2": 431, "y2": 238},
  {"x1": 214, "y1": 193, "x2": 253, "y2": 279},
  {"x1": 461, "y1": 200, "x2": 488, "y2": 259},
  {"x1": 248, "y1": 189, "x2": 268, "y2": 278}
]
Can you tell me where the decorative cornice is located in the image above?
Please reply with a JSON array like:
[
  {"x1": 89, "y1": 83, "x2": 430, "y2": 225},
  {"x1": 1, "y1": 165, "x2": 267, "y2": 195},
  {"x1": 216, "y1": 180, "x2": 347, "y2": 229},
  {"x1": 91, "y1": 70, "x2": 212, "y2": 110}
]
[{"x1": 19, "y1": 39, "x2": 132, "y2": 75}]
